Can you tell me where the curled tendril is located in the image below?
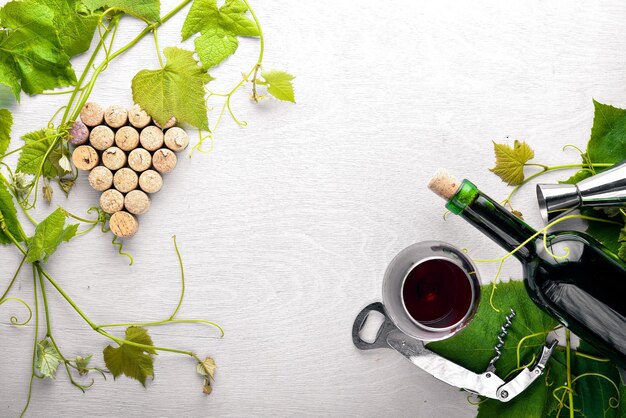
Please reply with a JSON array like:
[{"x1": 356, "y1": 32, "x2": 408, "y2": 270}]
[
  {"x1": 515, "y1": 329, "x2": 553, "y2": 368},
  {"x1": 488, "y1": 259, "x2": 505, "y2": 313},
  {"x1": 111, "y1": 235, "x2": 133, "y2": 265},
  {"x1": 542, "y1": 230, "x2": 571, "y2": 260},
  {"x1": 47, "y1": 106, "x2": 67, "y2": 128},
  {"x1": 0, "y1": 297, "x2": 33, "y2": 326},
  {"x1": 227, "y1": 98, "x2": 247, "y2": 127},
  {"x1": 191, "y1": 131, "x2": 215, "y2": 156}
]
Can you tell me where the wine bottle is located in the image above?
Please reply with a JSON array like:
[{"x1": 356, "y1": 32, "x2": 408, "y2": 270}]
[{"x1": 428, "y1": 171, "x2": 626, "y2": 369}]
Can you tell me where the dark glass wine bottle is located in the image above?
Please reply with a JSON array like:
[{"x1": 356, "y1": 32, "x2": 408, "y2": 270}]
[{"x1": 444, "y1": 179, "x2": 626, "y2": 368}]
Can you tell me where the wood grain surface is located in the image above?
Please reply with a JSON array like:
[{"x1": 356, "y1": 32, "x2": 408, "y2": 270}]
[{"x1": 2, "y1": 0, "x2": 626, "y2": 416}]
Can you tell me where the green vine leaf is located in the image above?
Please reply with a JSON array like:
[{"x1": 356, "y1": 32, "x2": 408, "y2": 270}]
[
  {"x1": 75, "y1": 355, "x2": 92, "y2": 376},
  {"x1": 182, "y1": 0, "x2": 258, "y2": 69},
  {"x1": 0, "y1": 108, "x2": 12, "y2": 155},
  {"x1": 571, "y1": 341, "x2": 622, "y2": 418},
  {"x1": 26, "y1": 207, "x2": 78, "y2": 263},
  {"x1": 559, "y1": 169, "x2": 592, "y2": 185},
  {"x1": 587, "y1": 100, "x2": 626, "y2": 164},
  {"x1": 103, "y1": 327, "x2": 156, "y2": 386},
  {"x1": 36, "y1": 338, "x2": 63, "y2": 379},
  {"x1": 48, "y1": 0, "x2": 100, "y2": 57},
  {"x1": 0, "y1": 0, "x2": 77, "y2": 98},
  {"x1": 132, "y1": 47, "x2": 213, "y2": 130},
  {"x1": 489, "y1": 140, "x2": 535, "y2": 185},
  {"x1": 196, "y1": 356, "x2": 216, "y2": 394},
  {"x1": 16, "y1": 128, "x2": 59, "y2": 178},
  {"x1": 194, "y1": 28, "x2": 239, "y2": 70},
  {"x1": 0, "y1": 175, "x2": 26, "y2": 244},
  {"x1": 261, "y1": 70, "x2": 296, "y2": 103},
  {"x1": 82, "y1": 0, "x2": 160, "y2": 22}
]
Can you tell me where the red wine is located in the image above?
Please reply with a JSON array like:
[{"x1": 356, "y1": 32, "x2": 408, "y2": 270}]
[{"x1": 402, "y1": 258, "x2": 473, "y2": 328}]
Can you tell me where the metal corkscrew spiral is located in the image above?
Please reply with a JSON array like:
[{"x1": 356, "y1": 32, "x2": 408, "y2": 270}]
[{"x1": 486, "y1": 308, "x2": 516, "y2": 373}]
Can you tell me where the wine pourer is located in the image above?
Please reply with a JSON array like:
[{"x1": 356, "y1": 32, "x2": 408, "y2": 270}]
[
  {"x1": 352, "y1": 302, "x2": 558, "y2": 401},
  {"x1": 537, "y1": 160, "x2": 626, "y2": 222}
]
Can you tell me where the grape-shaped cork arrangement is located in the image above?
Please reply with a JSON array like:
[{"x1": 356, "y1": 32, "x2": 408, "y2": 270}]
[{"x1": 70, "y1": 103, "x2": 189, "y2": 238}]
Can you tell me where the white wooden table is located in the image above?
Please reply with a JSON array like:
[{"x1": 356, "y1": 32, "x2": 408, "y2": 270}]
[{"x1": 2, "y1": 0, "x2": 626, "y2": 416}]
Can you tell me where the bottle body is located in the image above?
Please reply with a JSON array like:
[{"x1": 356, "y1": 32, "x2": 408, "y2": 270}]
[
  {"x1": 525, "y1": 231, "x2": 626, "y2": 367},
  {"x1": 447, "y1": 179, "x2": 626, "y2": 368}
]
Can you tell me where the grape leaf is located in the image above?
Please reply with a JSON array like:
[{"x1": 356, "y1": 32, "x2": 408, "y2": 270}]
[
  {"x1": 571, "y1": 341, "x2": 623, "y2": 418},
  {"x1": 0, "y1": 0, "x2": 77, "y2": 98},
  {"x1": 427, "y1": 281, "x2": 560, "y2": 417},
  {"x1": 0, "y1": 108, "x2": 11, "y2": 155},
  {"x1": 0, "y1": 175, "x2": 25, "y2": 244},
  {"x1": 75, "y1": 355, "x2": 92, "y2": 376},
  {"x1": 16, "y1": 129, "x2": 59, "y2": 178},
  {"x1": 194, "y1": 28, "x2": 239, "y2": 70},
  {"x1": 103, "y1": 327, "x2": 156, "y2": 386},
  {"x1": 587, "y1": 100, "x2": 626, "y2": 164},
  {"x1": 132, "y1": 47, "x2": 212, "y2": 130},
  {"x1": 489, "y1": 140, "x2": 535, "y2": 185},
  {"x1": 581, "y1": 210, "x2": 620, "y2": 253},
  {"x1": 82, "y1": 0, "x2": 160, "y2": 22},
  {"x1": 196, "y1": 356, "x2": 216, "y2": 378},
  {"x1": 182, "y1": 0, "x2": 258, "y2": 69},
  {"x1": 26, "y1": 207, "x2": 78, "y2": 263},
  {"x1": 261, "y1": 70, "x2": 296, "y2": 103},
  {"x1": 36, "y1": 338, "x2": 63, "y2": 378},
  {"x1": 559, "y1": 169, "x2": 592, "y2": 185},
  {"x1": 48, "y1": 0, "x2": 100, "y2": 57},
  {"x1": 196, "y1": 356, "x2": 216, "y2": 394}
]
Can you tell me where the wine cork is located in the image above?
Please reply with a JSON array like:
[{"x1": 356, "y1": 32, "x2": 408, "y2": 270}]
[
  {"x1": 100, "y1": 189, "x2": 124, "y2": 214},
  {"x1": 104, "y1": 105, "x2": 128, "y2": 128},
  {"x1": 88, "y1": 166, "x2": 113, "y2": 191},
  {"x1": 128, "y1": 104, "x2": 151, "y2": 129},
  {"x1": 124, "y1": 190, "x2": 151, "y2": 215},
  {"x1": 102, "y1": 147, "x2": 127, "y2": 171},
  {"x1": 115, "y1": 126, "x2": 140, "y2": 151},
  {"x1": 68, "y1": 120, "x2": 89, "y2": 145},
  {"x1": 72, "y1": 145, "x2": 99, "y2": 171},
  {"x1": 164, "y1": 127, "x2": 189, "y2": 152},
  {"x1": 140, "y1": 126, "x2": 164, "y2": 151},
  {"x1": 109, "y1": 211, "x2": 139, "y2": 238},
  {"x1": 139, "y1": 170, "x2": 163, "y2": 193},
  {"x1": 89, "y1": 125, "x2": 115, "y2": 151},
  {"x1": 80, "y1": 102, "x2": 104, "y2": 126},
  {"x1": 113, "y1": 168, "x2": 138, "y2": 193},
  {"x1": 428, "y1": 169, "x2": 461, "y2": 200},
  {"x1": 152, "y1": 148, "x2": 177, "y2": 173},
  {"x1": 154, "y1": 116, "x2": 176, "y2": 129},
  {"x1": 128, "y1": 148, "x2": 152, "y2": 172}
]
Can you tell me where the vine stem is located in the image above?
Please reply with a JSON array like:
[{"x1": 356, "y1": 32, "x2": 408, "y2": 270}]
[
  {"x1": 66, "y1": 0, "x2": 194, "y2": 124},
  {"x1": 36, "y1": 264, "x2": 198, "y2": 357},
  {"x1": 169, "y1": 235, "x2": 185, "y2": 320},
  {"x1": 503, "y1": 163, "x2": 613, "y2": 206},
  {"x1": 0, "y1": 255, "x2": 26, "y2": 302},
  {"x1": 20, "y1": 267, "x2": 40, "y2": 418},
  {"x1": 565, "y1": 329, "x2": 575, "y2": 418},
  {"x1": 60, "y1": 14, "x2": 119, "y2": 125}
]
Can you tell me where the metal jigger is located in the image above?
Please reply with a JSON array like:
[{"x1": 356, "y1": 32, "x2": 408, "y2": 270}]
[{"x1": 537, "y1": 160, "x2": 626, "y2": 222}]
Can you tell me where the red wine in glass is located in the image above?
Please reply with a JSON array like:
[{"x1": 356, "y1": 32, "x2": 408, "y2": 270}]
[{"x1": 402, "y1": 258, "x2": 474, "y2": 329}]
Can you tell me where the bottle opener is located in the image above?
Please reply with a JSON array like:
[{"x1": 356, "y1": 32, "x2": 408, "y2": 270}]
[{"x1": 352, "y1": 302, "x2": 558, "y2": 402}]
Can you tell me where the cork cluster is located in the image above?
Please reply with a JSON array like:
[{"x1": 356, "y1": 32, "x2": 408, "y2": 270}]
[{"x1": 70, "y1": 103, "x2": 189, "y2": 238}]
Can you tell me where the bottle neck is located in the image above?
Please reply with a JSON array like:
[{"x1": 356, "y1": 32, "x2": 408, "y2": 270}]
[{"x1": 447, "y1": 180, "x2": 538, "y2": 261}]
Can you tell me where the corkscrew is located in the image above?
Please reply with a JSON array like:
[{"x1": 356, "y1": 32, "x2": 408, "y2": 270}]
[
  {"x1": 486, "y1": 308, "x2": 516, "y2": 373},
  {"x1": 353, "y1": 303, "x2": 558, "y2": 402}
]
